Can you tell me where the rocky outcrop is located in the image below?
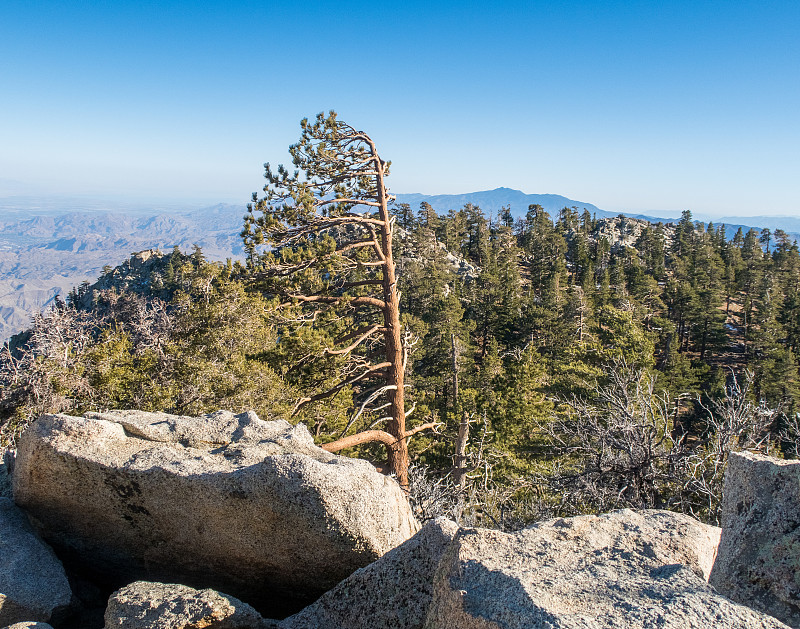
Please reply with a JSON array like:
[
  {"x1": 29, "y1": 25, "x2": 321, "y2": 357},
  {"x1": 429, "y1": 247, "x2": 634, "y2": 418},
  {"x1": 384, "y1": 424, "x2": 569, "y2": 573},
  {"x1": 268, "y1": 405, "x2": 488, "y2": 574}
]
[
  {"x1": 12, "y1": 410, "x2": 417, "y2": 617},
  {"x1": 424, "y1": 509, "x2": 787, "y2": 628},
  {"x1": 590, "y1": 215, "x2": 676, "y2": 251},
  {"x1": 280, "y1": 518, "x2": 458, "y2": 629},
  {"x1": 2, "y1": 622, "x2": 55, "y2": 628},
  {"x1": 0, "y1": 498, "x2": 72, "y2": 626},
  {"x1": 104, "y1": 581, "x2": 275, "y2": 629},
  {"x1": 710, "y1": 451, "x2": 800, "y2": 627}
]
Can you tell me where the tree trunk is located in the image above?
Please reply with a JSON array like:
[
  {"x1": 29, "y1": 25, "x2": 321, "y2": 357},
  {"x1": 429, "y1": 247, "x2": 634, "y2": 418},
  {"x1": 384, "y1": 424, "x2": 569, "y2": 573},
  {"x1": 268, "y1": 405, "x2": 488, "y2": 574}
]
[
  {"x1": 375, "y1": 152, "x2": 408, "y2": 489},
  {"x1": 451, "y1": 333, "x2": 469, "y2": 520},
  {"x1": 700, "y1": 318, "x2": 708, "y2": 359}
]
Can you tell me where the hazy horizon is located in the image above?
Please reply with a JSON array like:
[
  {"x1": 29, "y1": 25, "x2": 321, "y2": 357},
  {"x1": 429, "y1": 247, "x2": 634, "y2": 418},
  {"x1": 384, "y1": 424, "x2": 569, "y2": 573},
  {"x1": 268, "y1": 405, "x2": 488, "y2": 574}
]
[{"x1": 2, "y1": 185, "x2": 799, "y2": 224}]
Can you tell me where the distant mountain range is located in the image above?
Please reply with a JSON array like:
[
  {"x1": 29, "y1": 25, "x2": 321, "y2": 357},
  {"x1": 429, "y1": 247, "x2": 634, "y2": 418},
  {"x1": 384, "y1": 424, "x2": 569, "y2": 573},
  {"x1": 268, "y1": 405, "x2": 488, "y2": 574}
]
[
  {"x1": 394, "y1": 188, "x2": 800, "y2": 245},
  {"x1": 395, "y1": 188, "x2": 612, "y2": 221},
  {"x1": 1, "y1": 188, "x2": 799, "y2": 342},
  {"x1": 395, "y1": 188, "x2": 800, "y2": 233},
  {"x1": 0, "y1": 203, "x2": 246, "y2": 341}
]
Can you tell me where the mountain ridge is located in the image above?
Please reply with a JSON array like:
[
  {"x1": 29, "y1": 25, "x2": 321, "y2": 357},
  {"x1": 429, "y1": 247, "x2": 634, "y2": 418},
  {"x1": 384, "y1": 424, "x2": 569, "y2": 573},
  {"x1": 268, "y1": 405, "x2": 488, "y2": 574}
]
[
  {"x1": 394, "y1": 187, "x2": 684, "y2": 223},
  {"x1": 0, "y1": 204, "x2": 247, "y2": 341},
  {"x1": 2, "y1": 189, "x2": 799, "y2": 342}
]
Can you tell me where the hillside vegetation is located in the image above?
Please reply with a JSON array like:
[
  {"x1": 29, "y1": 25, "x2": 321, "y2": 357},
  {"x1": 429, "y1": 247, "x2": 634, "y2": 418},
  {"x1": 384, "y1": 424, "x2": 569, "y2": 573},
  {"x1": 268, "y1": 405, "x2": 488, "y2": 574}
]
[
  {"x1": 0, "y1": 204, "x2": 245, "y2": 340},
  {"x1": 3, "y1": 204, "x2": 800, "y2": 526}
]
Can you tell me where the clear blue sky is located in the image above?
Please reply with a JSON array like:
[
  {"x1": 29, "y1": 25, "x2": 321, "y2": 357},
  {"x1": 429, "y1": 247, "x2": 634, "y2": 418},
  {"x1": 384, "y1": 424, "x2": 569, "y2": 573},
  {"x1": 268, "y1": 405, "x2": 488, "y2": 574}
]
[{"x1": 1, "y1": 0, "x2": 798, "y2": 216}]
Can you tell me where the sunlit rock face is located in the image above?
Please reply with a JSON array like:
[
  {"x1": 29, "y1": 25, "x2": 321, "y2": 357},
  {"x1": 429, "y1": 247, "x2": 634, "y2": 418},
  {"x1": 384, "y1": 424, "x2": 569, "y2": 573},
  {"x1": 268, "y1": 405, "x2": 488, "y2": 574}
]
[
  {"x1": 103, "y1": 581, "x2": 274, "y2": 629},
  {"x1": 13, "y1": 409, "x2": 418, "y2": 618},
  {"x1": 710, "y1": 451, "x2": 800, "y2": 628},
  {"x1": 425, "y1": 509, "x2": 787, "y2": 629}
]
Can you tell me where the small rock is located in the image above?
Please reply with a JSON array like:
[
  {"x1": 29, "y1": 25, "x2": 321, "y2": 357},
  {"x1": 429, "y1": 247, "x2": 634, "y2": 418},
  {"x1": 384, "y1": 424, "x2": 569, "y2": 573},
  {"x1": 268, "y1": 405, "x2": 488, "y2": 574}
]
[
  {"x1": 0, "y1": 498, "x2": 72, "y2": 626},
  {"x1": 104, "y1": 581, "x2": 274, "y2": 629},
  {"x1": 710, "y1": 451, "x2": 800, "y2": 627},
  {"x1": 424, "y1": 509, "x2": 786, "y2": 628},
  {"x1": 281, "y1": 518, "x2": 459, "y2": 629}
]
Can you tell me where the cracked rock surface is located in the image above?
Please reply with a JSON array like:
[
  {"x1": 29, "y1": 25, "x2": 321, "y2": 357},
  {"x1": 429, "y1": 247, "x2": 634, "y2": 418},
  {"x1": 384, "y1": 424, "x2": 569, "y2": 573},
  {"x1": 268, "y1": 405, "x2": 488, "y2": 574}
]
[
  {"x1": 12, "y1": 410, "x2": 417, "y2": 618},
  {"x1": 710, "y1": 451, "x2": 800, "y2": 628},
  {"x1": 280, "y1": 517, "x2": 459, "y2": 629},
  {"x1": 424, "y1": 509, "x2": 788, "y2": 629}
]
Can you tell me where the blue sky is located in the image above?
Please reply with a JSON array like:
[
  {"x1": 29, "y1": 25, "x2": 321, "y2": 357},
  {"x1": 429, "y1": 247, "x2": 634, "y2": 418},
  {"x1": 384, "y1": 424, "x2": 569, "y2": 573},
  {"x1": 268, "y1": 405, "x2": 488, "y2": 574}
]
[{"x1": 1, "y1": 0, "x2": 798, "y2": 216}]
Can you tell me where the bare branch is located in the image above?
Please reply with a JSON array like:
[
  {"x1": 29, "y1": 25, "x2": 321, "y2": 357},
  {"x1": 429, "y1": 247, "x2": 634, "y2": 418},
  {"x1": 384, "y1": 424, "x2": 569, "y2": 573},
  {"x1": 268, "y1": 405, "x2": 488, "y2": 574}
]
[
  {"x1": 404, "y1": 421, "x2": 438, "y2": 438},
  {"x1": 322, "y1": 429, "x2": 397, "y2": 451},
  {"x1": 285, "y1": 294, "x2": 388, "y2": 310},
  {"x1": 291, "y1": 361, "x2": 392, "y2": 415},
  {"x1": 324, "y1": 324, "x2": 383, "y2": 356},
  {"x1": 316, "y1": 198, "x2": 382, "y2": 208},
  {"x1": 333, "y1": 324, "x2": 387, "y2": 346},
  {"x1": 321, "y1": 421, "x2": 437, "y2": 453}
]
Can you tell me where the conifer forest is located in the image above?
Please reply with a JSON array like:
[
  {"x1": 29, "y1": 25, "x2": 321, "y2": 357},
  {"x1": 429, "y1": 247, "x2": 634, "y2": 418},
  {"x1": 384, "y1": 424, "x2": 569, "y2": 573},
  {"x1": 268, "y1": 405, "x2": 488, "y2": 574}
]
[{"x1": 4, "y1": 116, "x2": 800, "y2": 529}]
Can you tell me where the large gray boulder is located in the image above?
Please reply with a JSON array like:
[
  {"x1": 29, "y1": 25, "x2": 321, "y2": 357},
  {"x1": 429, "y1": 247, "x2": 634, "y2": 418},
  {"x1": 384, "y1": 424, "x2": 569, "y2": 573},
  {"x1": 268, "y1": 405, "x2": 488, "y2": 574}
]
[
  {"x1": 280, "y1": 517, "x2": 459, "y2": 629},
  {"x1": 710, "y1": 451, "x2": 800, "y2": 627},
  {"x1": 13, "y1": 410, "x2": 418, "y2": 616},
  {"x1": 0, "y1": 498, "x2": 72, "y2": 626},
  {"x1": 2, "y1": 623, "x2": 55, "y2": 628},
  {"x1": 424, "y1": 509, "x2": 788, "y2": 628},
  {"x1": 104, "y1": 581, "x2": 276, "y2": 629}
]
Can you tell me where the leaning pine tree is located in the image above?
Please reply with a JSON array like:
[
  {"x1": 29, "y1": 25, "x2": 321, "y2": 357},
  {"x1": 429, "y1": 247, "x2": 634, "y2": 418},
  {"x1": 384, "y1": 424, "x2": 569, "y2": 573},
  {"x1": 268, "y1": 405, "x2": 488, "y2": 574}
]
[{"x1": 242, "y1": 112, "x2": 434, "y2": 488}]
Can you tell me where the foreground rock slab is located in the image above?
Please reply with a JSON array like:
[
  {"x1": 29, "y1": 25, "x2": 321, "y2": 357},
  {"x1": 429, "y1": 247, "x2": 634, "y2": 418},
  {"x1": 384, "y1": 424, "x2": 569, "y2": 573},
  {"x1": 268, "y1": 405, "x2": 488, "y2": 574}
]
[
  {"x1": 104, "y1": 581, "x2": 276, "y2": 629},
  {"x1": 710, "y1": 451, "x2": 800, "y2": 628},
  {"x1": 13, "y1": 410, "x2": 418, "y2": 616},
  {"x1": 280, "y1": 518, "x2": 458, "y2": 629},
  {"x1": 0, "y1": 498, "x2": 72, "y2": 626},
  {"x1": 424, "y1": 509, "x2": 787, "y2": 629},
  {"x1": 2, "y1": 623, "x2": 55, "y2": 628}
]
